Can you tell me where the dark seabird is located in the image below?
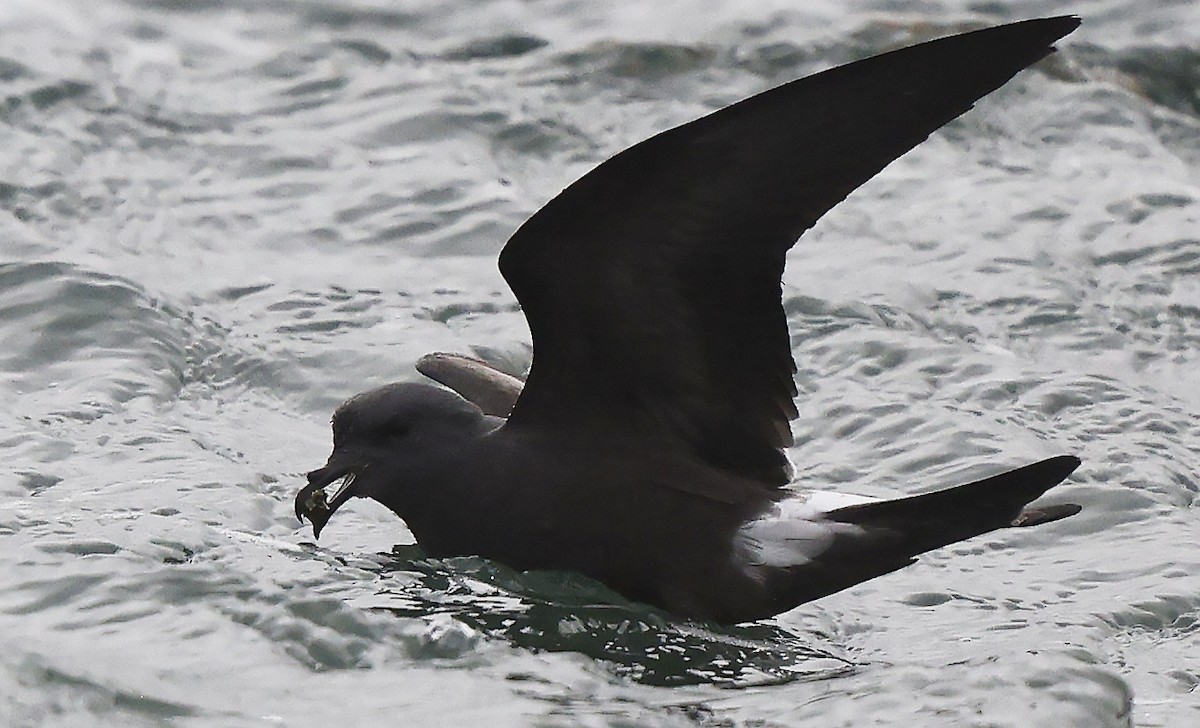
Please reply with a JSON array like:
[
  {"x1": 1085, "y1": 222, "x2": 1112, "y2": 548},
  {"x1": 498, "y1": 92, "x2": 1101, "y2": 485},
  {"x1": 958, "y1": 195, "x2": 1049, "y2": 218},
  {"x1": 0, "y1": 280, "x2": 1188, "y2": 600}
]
[{"x1": 296, "y1": 17, "x2": 1083, "y2": 625}]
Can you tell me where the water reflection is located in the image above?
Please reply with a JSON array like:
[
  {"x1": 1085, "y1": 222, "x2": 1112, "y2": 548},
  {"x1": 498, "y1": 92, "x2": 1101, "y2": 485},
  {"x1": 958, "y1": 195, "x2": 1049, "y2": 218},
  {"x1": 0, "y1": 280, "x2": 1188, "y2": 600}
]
[{"x1": 367, "y1": 547, "x2": 855, "y2": 687}]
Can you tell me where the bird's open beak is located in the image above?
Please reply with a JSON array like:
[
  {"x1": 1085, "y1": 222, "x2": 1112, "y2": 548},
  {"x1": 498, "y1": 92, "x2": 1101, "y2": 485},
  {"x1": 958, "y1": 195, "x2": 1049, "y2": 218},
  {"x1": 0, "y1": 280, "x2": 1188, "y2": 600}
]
[{"x1": 295, "y1": 465, "x2": 360, "y2": 539}]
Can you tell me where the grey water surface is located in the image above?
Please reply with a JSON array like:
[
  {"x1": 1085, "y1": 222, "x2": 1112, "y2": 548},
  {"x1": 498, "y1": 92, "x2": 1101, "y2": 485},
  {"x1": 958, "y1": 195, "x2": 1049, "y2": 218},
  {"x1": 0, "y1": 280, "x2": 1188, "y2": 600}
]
[{"x1": 2, "y1": 1, "x2": 1198, "y2": 726}]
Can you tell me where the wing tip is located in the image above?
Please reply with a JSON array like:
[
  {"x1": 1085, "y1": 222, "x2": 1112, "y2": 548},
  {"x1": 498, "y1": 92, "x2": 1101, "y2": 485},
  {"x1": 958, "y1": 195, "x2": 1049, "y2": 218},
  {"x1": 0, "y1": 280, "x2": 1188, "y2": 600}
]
[{"x1": 415, "y1": 351, "x2": 524, "y2": 417}]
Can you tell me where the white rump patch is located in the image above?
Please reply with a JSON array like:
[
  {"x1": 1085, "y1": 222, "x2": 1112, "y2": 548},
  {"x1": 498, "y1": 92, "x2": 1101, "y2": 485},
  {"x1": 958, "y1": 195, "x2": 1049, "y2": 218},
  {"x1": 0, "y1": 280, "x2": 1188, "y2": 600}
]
[
  {"x1": 735, "y1": 490, "x2": 878, "y2": 576},
  {"x1": 781, "y1": 449, "x2": 797, "y2": 483}
]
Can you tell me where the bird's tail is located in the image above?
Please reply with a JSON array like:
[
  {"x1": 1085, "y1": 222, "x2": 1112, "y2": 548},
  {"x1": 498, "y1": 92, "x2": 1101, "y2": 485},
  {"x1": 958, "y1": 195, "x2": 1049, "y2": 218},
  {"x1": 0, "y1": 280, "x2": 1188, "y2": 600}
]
[
  {"x1": 825, "y1": 455, "x2": 1082, "y2": 556},
  {"x1": 749, "y1": 455, "x2": 1080, "y2": 618}
]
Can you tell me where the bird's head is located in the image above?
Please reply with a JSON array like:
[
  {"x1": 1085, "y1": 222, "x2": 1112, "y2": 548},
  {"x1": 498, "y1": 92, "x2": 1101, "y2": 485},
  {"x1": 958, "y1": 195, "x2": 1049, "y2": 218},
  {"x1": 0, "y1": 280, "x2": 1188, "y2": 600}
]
[{"x1": 295, "y1": 382, "x2": 490, "y2": 538}]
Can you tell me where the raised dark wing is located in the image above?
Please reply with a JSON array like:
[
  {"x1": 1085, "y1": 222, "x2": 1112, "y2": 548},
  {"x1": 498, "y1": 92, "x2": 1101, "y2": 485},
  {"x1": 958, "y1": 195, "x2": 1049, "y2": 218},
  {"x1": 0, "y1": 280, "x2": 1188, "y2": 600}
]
[
  {"x1": 498, "y1": 17, "x2": 1080, "y2": 487},
  {"x1": 416, "y1": 352, "x2": 523, "y2": 417}
]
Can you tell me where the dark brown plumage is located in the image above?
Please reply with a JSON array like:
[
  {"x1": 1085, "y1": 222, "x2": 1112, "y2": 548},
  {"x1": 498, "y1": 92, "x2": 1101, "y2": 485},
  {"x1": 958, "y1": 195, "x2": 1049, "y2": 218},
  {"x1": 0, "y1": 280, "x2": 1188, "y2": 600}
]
[{"x1": 297, "y1": 17, "x2": 1083, "y2": 624}]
